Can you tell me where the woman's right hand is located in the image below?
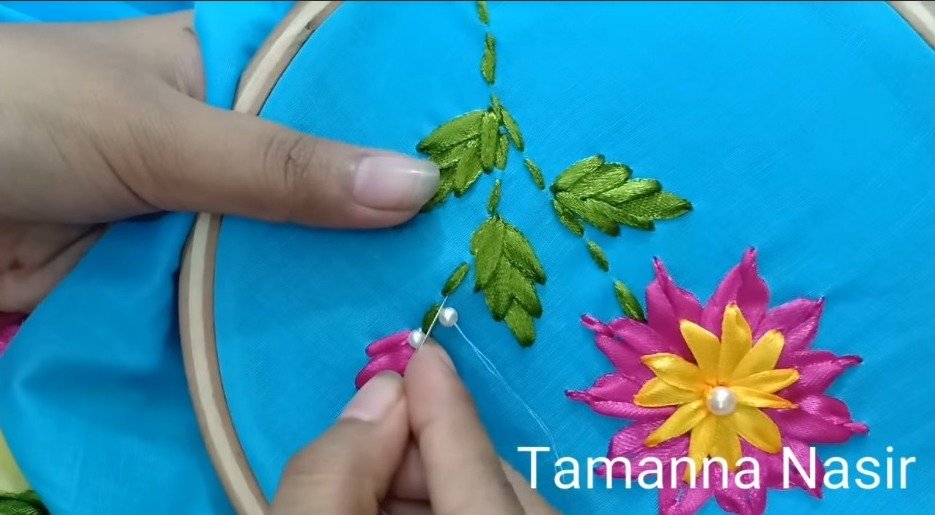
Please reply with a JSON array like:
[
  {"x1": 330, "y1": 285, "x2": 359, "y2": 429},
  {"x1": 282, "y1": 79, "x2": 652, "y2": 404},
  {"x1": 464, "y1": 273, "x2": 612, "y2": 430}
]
[{"x1": 273, "y1": 343, "x2": 557, "y2": 514}]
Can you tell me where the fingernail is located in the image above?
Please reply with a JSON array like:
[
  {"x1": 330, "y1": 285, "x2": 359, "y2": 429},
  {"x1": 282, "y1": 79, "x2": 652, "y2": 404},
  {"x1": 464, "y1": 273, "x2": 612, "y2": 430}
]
[
  {"x1": 341, "y1": 371, "x2": 402, "y2": 422},
  {"x1": 354, "y1": 155, "x2": 440, "y2": 210}
]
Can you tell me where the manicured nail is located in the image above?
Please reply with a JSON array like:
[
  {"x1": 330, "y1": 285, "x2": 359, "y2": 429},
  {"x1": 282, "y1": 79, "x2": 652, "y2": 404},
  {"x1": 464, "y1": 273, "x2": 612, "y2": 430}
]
[
  {"x1": 354, "y1": 155, "x2": 440, "y2": 210},
  {"x1": 341, "y1": 372, "x2": 402, "y2": 422}
]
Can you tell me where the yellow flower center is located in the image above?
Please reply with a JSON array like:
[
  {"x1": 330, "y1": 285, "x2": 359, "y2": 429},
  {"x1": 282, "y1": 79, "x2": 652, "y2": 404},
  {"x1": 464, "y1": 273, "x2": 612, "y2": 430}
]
[{"x1": 633, "y1": 304, "x2": 800, "y2": 471}]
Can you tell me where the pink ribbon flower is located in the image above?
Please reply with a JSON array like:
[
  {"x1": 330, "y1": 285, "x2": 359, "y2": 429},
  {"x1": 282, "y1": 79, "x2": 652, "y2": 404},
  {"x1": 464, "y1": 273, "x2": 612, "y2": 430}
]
[{"x1": 568, "y1": 249, "x2": 867, "y2": 514}]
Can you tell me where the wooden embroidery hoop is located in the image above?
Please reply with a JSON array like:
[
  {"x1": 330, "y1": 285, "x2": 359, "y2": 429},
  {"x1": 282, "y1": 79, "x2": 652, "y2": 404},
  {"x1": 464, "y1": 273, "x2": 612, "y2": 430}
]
[
  {"x1": 177, "y1": 3, "x2": 935, "y2": 514},
  {"x1": 179, "y1": 2, "x2": 339, "y2": 514}
]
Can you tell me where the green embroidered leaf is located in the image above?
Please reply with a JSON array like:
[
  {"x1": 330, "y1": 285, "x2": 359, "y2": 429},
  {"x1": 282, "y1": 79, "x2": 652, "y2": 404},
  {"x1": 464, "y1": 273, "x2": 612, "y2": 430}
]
[
  {"x1": 0, "y1": 491, "x2": 48, "y2": 515},
  {"x1": 550, "y1": 155, "x2": 605, "y2": 193},
  {"x1": 480, "y1": 110, "x2": 499, "y2": 171},
  {"x1": 488, "y1": 179, "x2": 502, "y2": 215},
  {"x1": 453, "y1": 143, "x2": 483, "y2": 195},
  {"x1": 422, "y1": 303, "x2": 441, "y2": 332},
  {"x1": 586, "y1": 241, "x2": 609, "y2": 272},
  {"x1": 550, "y1": 155, "x2": 692, "y2": 234},
  {"x1": 442, "y1": 262, "x2": 470, "y2": 296},
  {"x1": 504, "y1": 304, "x2": 535, "y2": 347},
  {"x1": 491, "y1": 97, "x2": 525, "y2": 151},
  {"x1": 477, "y1": 0, "x2": 490, "y2": 24},
  {"x1": 481, "y1": 33, "x2": 496, "y2": 85},
  {"x1": 471, "y1": 217, "x2": 505, "y2": 289},
  {"x1": 421, "y1": 167, "x2": 456, "y2": 212},
  {"x1": 495, "y1": 134, "x2": 509, "y2": 170},
  {"x1": 470, "y1": 216, "x2": 545, "y2": 346},
  {"x1": 417, "y1": 111, "x2": 483, "y2": 154},
  {"x1": 552, "y1": 199, "x2": 584, "y2": 236},
  {"x1": 524, "y1": 158, "x2": 545, "y2": 190},
  {"x1": 614, "y1": 280, "x2": 646, "y2": 322}
]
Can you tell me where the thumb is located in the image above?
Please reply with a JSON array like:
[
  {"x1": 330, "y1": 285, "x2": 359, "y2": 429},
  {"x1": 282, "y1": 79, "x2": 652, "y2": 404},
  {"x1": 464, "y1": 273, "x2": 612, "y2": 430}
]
[
  {"x1": 142, "y1": 95, "x2": 440, "y2": 228},
  {"x1": 273, "y1": 372, "x2": 409, "y2": 514}
]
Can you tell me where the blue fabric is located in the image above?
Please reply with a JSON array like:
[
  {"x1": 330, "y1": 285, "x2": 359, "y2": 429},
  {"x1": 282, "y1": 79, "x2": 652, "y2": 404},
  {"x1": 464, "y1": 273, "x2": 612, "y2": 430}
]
[
  {"x1": 212, "y1": 2, "x2": 935, "y2": 513},
  {"x1": 0, "y1": 2, "x2": 293, "y2": 514},
  {"x1": 1, "y1": 2, "x2": 933, "y2": 515}
]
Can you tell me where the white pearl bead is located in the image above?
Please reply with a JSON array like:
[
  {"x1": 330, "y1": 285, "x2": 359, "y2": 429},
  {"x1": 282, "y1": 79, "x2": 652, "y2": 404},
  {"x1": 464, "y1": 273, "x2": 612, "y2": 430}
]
[
  {"x1": 407, "y1": 329, "x2": 426, "y2": 348},
  {"x1": 438, "y1": 307, "x2": 459, "y2": 327},
  {"x1": 706, "y1": 386, "x2": 737, "y2": 416}
]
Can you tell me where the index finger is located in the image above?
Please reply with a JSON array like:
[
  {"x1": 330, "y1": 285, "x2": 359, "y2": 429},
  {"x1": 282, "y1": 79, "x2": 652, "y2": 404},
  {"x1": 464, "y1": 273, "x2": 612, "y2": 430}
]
[{"x1": 403, "y1": 343, "x2": 524, "y2": 515}]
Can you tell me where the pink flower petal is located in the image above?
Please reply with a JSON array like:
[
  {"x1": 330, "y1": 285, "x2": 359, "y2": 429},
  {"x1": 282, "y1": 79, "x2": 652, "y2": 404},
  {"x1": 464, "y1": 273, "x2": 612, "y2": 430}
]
[
  {"x1": 597, "y1": 421, "x2": 689, "y2": 479},
  {"x1": 781, "y1": 350, "x2": 861, "y2": 399},
  {"x1": 365, "y1": 330, "x2": 411, "y2": 357},
  {"x1": 354, "y1": 348, "x2": 413, "y2": 389},
  {"x1": 566, "y1": 374, "x2": 673, "y2": 422},
  {"x1": 701, "y1": 249, "x2": 770, "y2": 334},
  {"x1": 0, "y1": 312, "x2": 26, "y2": 356},
  {"x1": 608, "y1": 317, "x2": 675, "y2": 360},
  {"x1": 646, "y1": 259, "x2": 703, "y2": 357},
  {"x1": 769, "y1": 395, "x2": 868, "y2": 444},
  {"x1": 758, "y1": 299, "x2": 825, "y2": 360},
  {"x1": 660, "y1": 465, "x2": 715, "y2": 515},
  {"x1": 771, "y1": 438, "x2": 825, "y2": 498},
  {"x1": 581, "y1": 314, "x2": 613, "y2": 336},
  {"x1": 714, "y1": 479, "x2": 767, "y2": 515},
  {"x1": 595, "y1": 332, "x2": 654, "y2": 382}
]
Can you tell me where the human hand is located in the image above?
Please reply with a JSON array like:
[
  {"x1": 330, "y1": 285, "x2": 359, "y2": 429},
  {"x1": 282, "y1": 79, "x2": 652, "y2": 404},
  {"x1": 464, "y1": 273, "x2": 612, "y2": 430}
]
[
  {"x1": 0, "y1": 12, "x2": 440, "y2": 312},
  {"x1": 273, "y1": 343, "x2": 556, "y2": 514}
]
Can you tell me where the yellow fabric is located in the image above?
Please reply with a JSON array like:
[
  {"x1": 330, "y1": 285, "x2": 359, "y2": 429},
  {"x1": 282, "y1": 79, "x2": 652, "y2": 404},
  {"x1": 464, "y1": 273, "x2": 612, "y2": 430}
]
[
  {"x1": 0, "y1": 429, "x2": 29, "y2": 494},
  {"x1": 634, "y1": 303, "x2": 799, "y2": 471}
]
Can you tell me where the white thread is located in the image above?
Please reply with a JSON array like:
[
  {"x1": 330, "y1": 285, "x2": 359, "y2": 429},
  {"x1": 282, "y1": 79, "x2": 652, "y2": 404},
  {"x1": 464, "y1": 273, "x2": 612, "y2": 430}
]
[
  {"x1": 452, "y1": 323, "x2": 564, "y2": 470},
  {"x1": 419, "y1": 296, "x2": 449, "y2": 349}
]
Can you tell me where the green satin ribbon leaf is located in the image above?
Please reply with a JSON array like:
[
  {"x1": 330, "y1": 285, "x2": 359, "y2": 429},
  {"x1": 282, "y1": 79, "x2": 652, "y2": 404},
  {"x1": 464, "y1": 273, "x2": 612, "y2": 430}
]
[
  {"x1": 551, "y1": 154, "x2": 605, "y2": 193},
  {"x1": 442, "y1": 262, "x2": 470, "y2": 296},
  {"x1": 422, "y1": 168, "x2": 455, "y2": 212},
  {"x1": 492, "y1": 96, "x2": 525, "y2": 151},
  {"x1": 552, "y1": 199, "x2": 585, "y2": 236},
  {"x1": 477, "y1": 0, "x2": 490, "y2": 24},
  {"x1": 470, "y1": 216, "x2": 545, "y2": 346},
  {"x1": 615, "y1": 280, "x2": 646, "y2": 321},
  {"x1": 417, "y1": 111, "x2": 484, "y2": 154},
  {"x1": 481, "y1": 33, "x2": 496, "y2": 85},
  {"x1": 495, "y1": 134, "x2": 509, "y2": 170},
  {"x1": 480, "y1": 111, "x2": 499, "y2": 171},
  {"x1": 551, "y1": 155, "x2": 692, "y2": 234},
  {"x1": 0, "y1": 491, "x2": 48, "y2": 515},
  {"x1": 421, "y1": 303, "x2": 441, "y2": 333},
  {"x1": 471, "y1": 217, "x2": 506, "y2": 289},
  {"x1": 524, "y1": 158, "x2": 545, "y2": 190},
  {"x1": 453, "y1": 144, "x2": 483, "y2": 195},
  {"x1": 587, "y1": 241, "x2": 610, "y2": 272},
  {"x1": 487, "y1": 179, "x2": 502, "y2": 215}
]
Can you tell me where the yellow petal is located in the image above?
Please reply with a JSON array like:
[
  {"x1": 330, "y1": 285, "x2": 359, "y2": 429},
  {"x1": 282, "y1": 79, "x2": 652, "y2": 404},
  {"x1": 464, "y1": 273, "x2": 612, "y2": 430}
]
[
  {"x1": 729, "y1": 368, "x2": 799, "y2": 393},
  {"x1": 679, "y1": 320, "x2": 719, "y2": 383},
  {"x1": 686, "y1": 414, "x2": 717, "y2": 480},
  {"x1": 732, "y1": 386, "x2": 796, "y2": 409},
  {"x1": 641, "y1": 353, "x2": 703, "y2": 392},
  {"x1": 645, "y1": 400, "x2": 707, "y2": 447},
  {"x1": 731, "y1": 330, "x2": 785, "y2": 380},
  {"x1": 634, "y1": 378, "x2": 699, "y2": 407},
  {"x1": 718, "y1": 304, "x2": 752, "y2": 381},
  {"x1": 728, "y1": 405, "x2": 782, "y2": 454},
  {"x1": 710, "y1": 419, "x2": 742, "y2": 470}
]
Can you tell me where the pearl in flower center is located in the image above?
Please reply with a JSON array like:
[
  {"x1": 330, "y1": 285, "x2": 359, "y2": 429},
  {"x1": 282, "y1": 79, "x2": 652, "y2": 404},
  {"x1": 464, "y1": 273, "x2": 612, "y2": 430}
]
[{"x1": 706, "y1": 386, "x2": 737, "y2": 416}]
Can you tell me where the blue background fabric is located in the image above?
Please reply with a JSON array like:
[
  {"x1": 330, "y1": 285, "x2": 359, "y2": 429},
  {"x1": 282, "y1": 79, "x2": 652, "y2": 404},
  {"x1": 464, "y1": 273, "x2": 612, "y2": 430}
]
[
  {"x1": 2, "y1": 2, "x2": 934, "y2": 515},
  {"x1": 0, "y1": 1, "x2": 293, "y2": 514}
]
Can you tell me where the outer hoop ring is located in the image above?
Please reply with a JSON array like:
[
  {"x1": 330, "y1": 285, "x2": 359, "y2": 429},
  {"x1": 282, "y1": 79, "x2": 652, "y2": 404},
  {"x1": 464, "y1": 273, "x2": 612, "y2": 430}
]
[{"x1": 178, "y1": 3, "x2": 339, "y2": 514}]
